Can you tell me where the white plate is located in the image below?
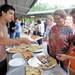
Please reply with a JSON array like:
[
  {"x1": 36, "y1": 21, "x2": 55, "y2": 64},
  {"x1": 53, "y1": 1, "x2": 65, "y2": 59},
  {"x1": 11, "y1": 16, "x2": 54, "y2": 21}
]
[
  {"x1": 6, "y1": 48, "x2": 11, "y2": 52},
  {"x1": 33, "y1": 49, "x2": 43, "y2": 53},
  {"x1": 6, "y1": 48, "x2": 21, "y2": 53},
  {"x1": 28, "y1": 57, "x2": 42, "y2": 67},
  {"x1": 29, "y1": 36, "x2": 43, "y2": 42},
  {"x1": 6, "y1": 48, "x2": 16, "y2": 53},
  {"x1": 9, "y1": 58, "x2": 25, "y2": 67},
  {"x1": 34, "y1": 37, "x2": 43, "y2": 41},
  {"x1": 33, "y1": 52, "x2": 46, "y2": 57}
]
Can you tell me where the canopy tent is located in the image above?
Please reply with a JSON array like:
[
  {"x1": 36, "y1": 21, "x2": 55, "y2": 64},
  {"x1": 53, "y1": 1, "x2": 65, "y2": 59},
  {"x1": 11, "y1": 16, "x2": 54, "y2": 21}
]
[{"x1": 0, "y1": 0, "x2": 37, "y2": 17}]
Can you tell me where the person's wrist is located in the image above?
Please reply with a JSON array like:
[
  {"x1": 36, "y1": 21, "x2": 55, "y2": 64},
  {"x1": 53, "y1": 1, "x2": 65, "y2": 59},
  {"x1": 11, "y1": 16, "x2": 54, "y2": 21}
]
[
  {"x1": 65, "y1": 55, "x2": 69, "y2": 59},
  {"x1": 16, "y1": 39, "x2": 21, "y2": 45}
]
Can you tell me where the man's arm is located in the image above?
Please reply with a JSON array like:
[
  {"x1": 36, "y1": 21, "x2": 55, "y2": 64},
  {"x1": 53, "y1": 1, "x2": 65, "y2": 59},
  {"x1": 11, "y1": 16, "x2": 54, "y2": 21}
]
[{"x1": 0, "y1": 37, "x2": 32, "y2": 46}]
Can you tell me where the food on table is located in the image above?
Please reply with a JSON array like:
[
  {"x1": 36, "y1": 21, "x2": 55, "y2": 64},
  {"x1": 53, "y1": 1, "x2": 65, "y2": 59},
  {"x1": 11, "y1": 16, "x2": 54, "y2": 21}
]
[
  {"x1": 26, "y1": 65, "x2": 43, "y2": 75},
  {"x1": 50, "y1": 72, "x2": 54, "y2": 75},
  {"x1": 38, "y1": 55, "x2": 57, "y2": 70},
  {"x1": 58, "y1": 72, "x2": 62, "y2": 75},
  {"x1": 28, "y1": 44, "x2": 43, "y2": 52},
  {"x1": 50, "y1": 71, "x2": 62, "y2": 75},
  {"x1": 6, "y1": 44, "x2": 43, "y2": 53},
  {"x1": 31, "y1": 35, "x2": 40, "y2": 40},
  {"x1": 22, "y1": 50, "x2": 33, "y2": 60},
  {"x1": 9, "y1": 48, "x2": 22, "y2": 53}
]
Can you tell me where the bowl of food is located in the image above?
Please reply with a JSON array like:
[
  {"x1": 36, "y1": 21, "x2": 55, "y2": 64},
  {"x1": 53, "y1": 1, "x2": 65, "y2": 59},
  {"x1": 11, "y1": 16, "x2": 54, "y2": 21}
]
[
  {"x1": 37, "y1": 55, "x2": 57, "y2": 70},
  {"x1": 26, "y1": 65, "x2": 43, "y2": 75},
  {"x1": 28, "y1": 55, "x2": 57, "y2": 70},
  {"x1": 21, "y1": 50, "x2": 33, "y2": 60}
]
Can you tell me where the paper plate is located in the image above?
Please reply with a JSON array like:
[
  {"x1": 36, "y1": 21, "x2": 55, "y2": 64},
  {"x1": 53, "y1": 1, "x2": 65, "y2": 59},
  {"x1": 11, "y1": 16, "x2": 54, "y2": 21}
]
[
  {"x1": 28, "y1": 57, "x2": 42, "y2": 67},
  {"x1": 9, "y1": 58, "x2": 25, "y2": 67},
  {"x1": 33, "y1": 49, "x2": 43, "y2": 53},
  {"x1": 6, "y1": 48, "x2": 20, "y2": 53}
]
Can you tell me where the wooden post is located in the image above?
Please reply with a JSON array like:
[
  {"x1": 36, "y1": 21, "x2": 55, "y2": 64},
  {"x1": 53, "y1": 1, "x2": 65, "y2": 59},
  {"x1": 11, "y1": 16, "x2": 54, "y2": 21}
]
[{"x1": 5, "y1": 0, "x2": 8, "y2": 4}]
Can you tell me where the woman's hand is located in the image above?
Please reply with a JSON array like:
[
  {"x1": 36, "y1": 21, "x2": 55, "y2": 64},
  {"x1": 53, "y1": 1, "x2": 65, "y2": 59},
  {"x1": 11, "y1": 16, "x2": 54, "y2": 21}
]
[{"x1": 56, "y1": 54, "x2": 67, "y2": 61}]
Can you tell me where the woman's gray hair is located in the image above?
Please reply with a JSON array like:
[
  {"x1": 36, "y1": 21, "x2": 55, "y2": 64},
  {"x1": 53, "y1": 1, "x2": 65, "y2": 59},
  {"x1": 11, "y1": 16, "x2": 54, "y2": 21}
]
[{"x1": 46, "y1": 15, "x2": 54, "y2": 21}]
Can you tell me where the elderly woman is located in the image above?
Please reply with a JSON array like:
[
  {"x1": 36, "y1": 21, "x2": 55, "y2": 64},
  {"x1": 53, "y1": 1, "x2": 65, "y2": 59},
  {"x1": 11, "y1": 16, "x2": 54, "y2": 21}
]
[{"x1": 48, "y1": 9, "x2": 73, "y2": 72}]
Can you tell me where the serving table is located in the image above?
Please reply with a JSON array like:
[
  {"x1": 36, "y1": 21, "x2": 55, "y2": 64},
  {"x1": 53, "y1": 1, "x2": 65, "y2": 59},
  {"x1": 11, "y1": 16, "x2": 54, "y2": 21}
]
[{"x1": 6, "y1": 43, "x2": 69, "y2": 75}]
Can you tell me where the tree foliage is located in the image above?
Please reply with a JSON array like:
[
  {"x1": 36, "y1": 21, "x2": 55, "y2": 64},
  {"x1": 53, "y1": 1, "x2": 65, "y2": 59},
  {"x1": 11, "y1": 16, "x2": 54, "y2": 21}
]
[{"x1": 30, "y1": 2, "x2": 63, "y2": 12}]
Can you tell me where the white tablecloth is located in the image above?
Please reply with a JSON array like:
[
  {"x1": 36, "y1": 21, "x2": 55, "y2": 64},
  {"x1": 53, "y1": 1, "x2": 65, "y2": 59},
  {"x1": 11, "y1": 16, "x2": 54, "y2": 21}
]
[{"x1": 43, "y1": 65, "x2": 68, "y2": 75}]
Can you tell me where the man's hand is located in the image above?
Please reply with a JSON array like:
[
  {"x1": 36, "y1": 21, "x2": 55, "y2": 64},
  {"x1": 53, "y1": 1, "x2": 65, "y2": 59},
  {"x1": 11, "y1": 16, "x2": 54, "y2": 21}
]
[{"x1": 19, "y1": 38, "x2": 33, "y2": 44}]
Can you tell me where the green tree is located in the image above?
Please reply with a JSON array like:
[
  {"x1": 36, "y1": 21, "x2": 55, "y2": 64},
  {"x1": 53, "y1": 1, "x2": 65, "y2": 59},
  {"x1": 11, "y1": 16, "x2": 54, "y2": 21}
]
[{"x1": 30, "y1": 3, "x2": 52, "y2": 11}]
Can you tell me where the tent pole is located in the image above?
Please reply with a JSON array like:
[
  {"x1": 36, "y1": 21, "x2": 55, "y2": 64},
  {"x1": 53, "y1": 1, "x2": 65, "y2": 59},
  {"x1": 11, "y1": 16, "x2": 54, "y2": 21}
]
[{"x1": 5, "y1": 0, "x2": 8, "y2": 4}]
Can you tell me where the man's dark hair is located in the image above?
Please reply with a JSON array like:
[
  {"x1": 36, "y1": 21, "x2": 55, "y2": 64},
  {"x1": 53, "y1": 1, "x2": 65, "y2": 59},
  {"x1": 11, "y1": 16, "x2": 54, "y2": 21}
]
[
  {"x1": 70, "y1": 8, "x2": 75, "y2": 15},
  {"x1": 37, "y1": 20, "x2": 41, "y2": 24},
  {"x1": 0, "y1": 4, "x2": 15, "y2": 16}
]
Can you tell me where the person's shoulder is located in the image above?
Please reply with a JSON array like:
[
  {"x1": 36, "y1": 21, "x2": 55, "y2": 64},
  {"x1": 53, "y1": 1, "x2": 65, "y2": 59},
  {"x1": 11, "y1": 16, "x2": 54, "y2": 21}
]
[
  {"x1": 51, "y1": 25, "x2": 58, "y2": 30},
  {"x1": 51, "y1": 25, "x2": 56, "y2": 28},
  {"x1": 64, "y1": 25, "x2": 71, "y2": 28},
  {"x1": 64, "y1": 26, "x2": 73, "y2": 30}
]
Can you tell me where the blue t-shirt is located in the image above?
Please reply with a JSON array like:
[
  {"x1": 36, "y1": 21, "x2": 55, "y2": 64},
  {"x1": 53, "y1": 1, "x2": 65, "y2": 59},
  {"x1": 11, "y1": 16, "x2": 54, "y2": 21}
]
[{"x1": 15, "y1": 22, "x2": 22, "y2": 33}]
